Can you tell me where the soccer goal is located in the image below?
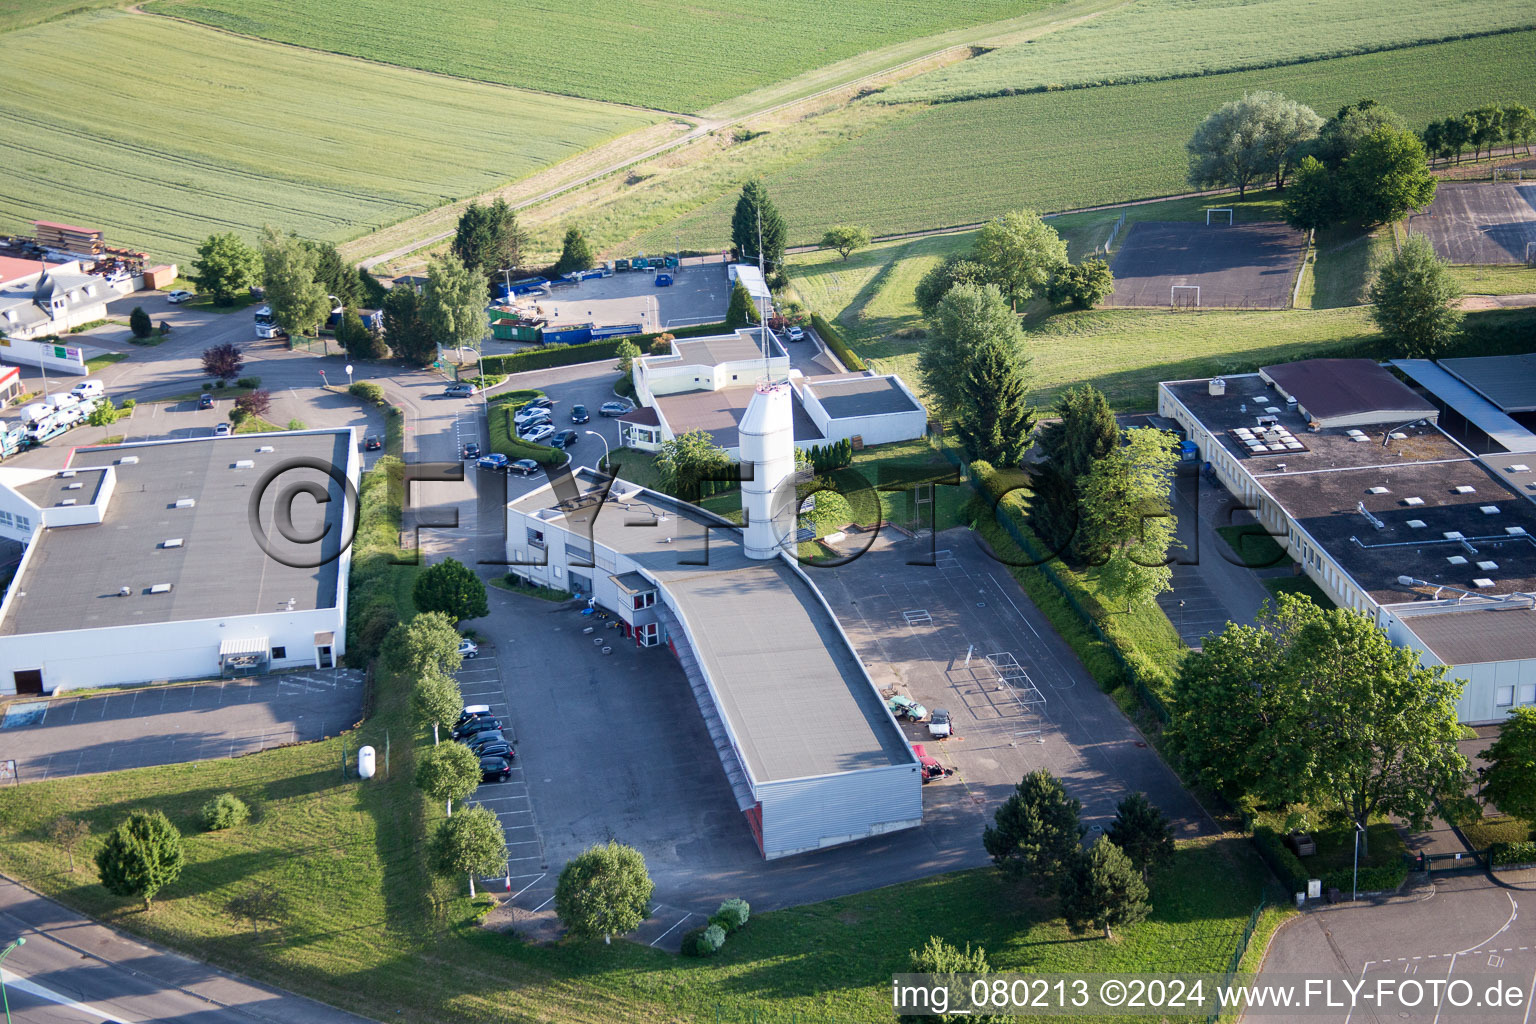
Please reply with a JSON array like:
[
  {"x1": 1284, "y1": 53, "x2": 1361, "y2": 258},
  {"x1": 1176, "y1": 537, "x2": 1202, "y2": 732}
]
[
  {"x1": 1206, "y1": 207, "x2": 1234, "y2": 226},
  {"x1": 1496, "y1": 167, "x2": 1526, "y2": 182},
  {"x1": 1171, "y1": 284, "x2": 1200, "y2": 307},
  {"x1": 1527, "y1": 240, "x2": 1536, "y2": 265}
]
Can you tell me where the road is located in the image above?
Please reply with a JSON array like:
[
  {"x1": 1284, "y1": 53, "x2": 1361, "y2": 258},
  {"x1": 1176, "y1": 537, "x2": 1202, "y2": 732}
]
[{"x1": 0, "y1": 877, "x2": 373, "y2": 1024}]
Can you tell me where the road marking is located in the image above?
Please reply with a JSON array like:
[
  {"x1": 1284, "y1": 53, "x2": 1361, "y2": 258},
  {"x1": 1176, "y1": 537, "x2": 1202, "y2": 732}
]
[
  {"x1": 5, "y1": 974, "x2": 135, "y2": 1023},
  {"x1": 532, "y1": 893, "x2": 557, "y2": 912},
  {"x1": 649, "y1": 912, "x2": 693, "y2": 947}
]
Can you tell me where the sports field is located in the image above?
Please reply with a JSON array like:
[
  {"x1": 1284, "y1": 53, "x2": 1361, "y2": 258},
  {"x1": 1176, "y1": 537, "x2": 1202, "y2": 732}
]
[
  {"x1": 639, "y1": 31, "x2": 1536, "y2": 250},
  {"x1": 0, "y1": 11, "x2": 658, "y2": 266},
  {"x1": 1105, "y1": 221, "x2": 1307, "y2": 309},
  {"x1": 145, "y1": 0, "x2": 1065, "y2": 113},
  {"x1": 883, "y1": 0, "x2": 1535, "y2": 103},
  {"x1": 1414, "y1": 183, "x2": 1536, "y2": 264}
]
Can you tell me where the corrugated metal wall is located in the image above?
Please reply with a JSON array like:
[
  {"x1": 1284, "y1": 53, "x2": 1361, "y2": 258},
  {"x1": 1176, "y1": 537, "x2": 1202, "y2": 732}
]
[{"x1": 758, "y1": 763, "x2": 923, "y2": 859}]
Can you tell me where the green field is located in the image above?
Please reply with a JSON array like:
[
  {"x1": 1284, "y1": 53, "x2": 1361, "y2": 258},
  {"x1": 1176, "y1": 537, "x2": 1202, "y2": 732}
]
[
  {"x1": 0, "y1": 11, "x2": 657, "y2": 266},
  {"x1": 883, "y1": 0, "x2": 1534, "y2": 103},
  {"x1": 0, "y1": 0, "x2": 122, "y2": 32},
  {"x1": 146, "y1": 0, "x2": 1065, "y2": 113},
  {"x1": 1449, "y1": 263, "x2": 1536, "y2": 295},
  {"x1": 642, "y1": 31, "x2": 1536, "y2": 250}
]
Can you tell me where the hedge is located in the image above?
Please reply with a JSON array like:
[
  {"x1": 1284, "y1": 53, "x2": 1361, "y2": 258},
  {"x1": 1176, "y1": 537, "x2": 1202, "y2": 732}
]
[
  {"x1": 479, "y1": 321, "x2": 728, "y2": 376},
  {"x1": 1251, "y1": 826, "x2": 1308, "y2": 895},
  {"x1": 1490, "y1": 840, "x2": 1536, "y2": 865},
  {"x1": 1319, "y1": 862, "x2": 1407, "y2": 893},
  {"x1": 486, "y1": 402, "x2": 569, "y2": 467},
  {"x1": 810, "y1": 313, "x2": 866, "y2": 371}
]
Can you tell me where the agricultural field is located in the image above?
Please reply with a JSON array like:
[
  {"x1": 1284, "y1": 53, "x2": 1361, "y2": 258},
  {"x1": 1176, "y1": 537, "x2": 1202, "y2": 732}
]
[
  {"x1": 144, "y1": 0, "x2": 1066, "y2": 113},
  {"x1": 640, "y1": 31, "x2": 1536, "y2": 251},
  {"x1": 0, "y1": 0, "x2": 125, "y2": 32},
  {"x1": 883, "y1": 0, "x2": 1535, "y2": 103},
  {"x1": 0, "y1": 11, "x2": 658, "y2": 267}
]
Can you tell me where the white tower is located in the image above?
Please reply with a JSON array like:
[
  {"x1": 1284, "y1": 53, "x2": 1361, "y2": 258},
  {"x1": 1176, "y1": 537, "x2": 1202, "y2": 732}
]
[{"x1": 739, "y1": 377, "x2": 796, "y2": 559}]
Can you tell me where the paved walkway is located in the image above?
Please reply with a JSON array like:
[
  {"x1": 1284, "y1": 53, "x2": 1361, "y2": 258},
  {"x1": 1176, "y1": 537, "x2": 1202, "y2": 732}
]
[{"x1": 1156, "y1": 469, "x2": 1277, "y2": 647}]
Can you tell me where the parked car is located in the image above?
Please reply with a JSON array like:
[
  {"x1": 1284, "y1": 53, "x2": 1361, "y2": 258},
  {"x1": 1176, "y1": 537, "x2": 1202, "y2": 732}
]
[
  {"x1": 444, "y1": 382, "x2": 477, "y2": 397},
  {"x1": 887, "y1": 695, "x2": 928, "y2": 722},
  {"x1": 466, "y1": 732, "x2": 509, "y2": 754},
  {"x1": 599, "y1": 401, "x2": 631, "y2": 417},
  {"x1": 1285, "y1": 831, "x2": 1317, "y2": 857},
  {"x1": 927, "y1": 708, "x2": 953, "y2": 739},
  {"x1": 198, "y1": 393, "x2": 214, "y2": 409},
  {"x1": 166, "y1": 289, "x2": 193, "y2": 304},
  {"x1": 570, "y1": 404, "x2": 590, "y2": 424},
  {"x1": 510, "y1": 458, "x2": 540, "y2": 477},
  {"x1": 476, "y1": 743, "x2": 515, "y2": 763},
  {"x1": 70, "y1": 380, "x2": 104, "y2": 400},
  {"x1": 522, "y1": 397, "x2": 554, "y2": 411},
  {"x1": 786, "y1": 325, "x2": 805, "y2": 342},
  {"x1": 549, "y1": 429, "x2": 578, "y2": 449},
  {"x1": 480, "y1": 756, "x2": 515, "y2": 782},
  {"x1": 462, "y1": 441, "x2": 481, "y2": 459},
  {"x1": 214, "y1": 422, "x2": 232, "y2": 436},
  {"x1": 514, "y1": 405, "x2": 553, "y2": 427},
  {"x1": 520, "y1": 424, "x2": 555, "y2": 445},
  {"x1": 456, "y1": 705, "x2": 493, "y2": 729},
  {"x1": 912, "y1": 743, "x2": 955, "y2": 783},
  {"x1": 452, "y1": 717, "x2": 502, "y2": 742},
  {"x1": 364, "y1": 435, "x2": 382, "y2": 451},
  {"x1": 476, "y1": 453, "x2": 509, "y2": 472},
  {"x1": 458, "y1": 638, "x2": 479, "y2": 659}
]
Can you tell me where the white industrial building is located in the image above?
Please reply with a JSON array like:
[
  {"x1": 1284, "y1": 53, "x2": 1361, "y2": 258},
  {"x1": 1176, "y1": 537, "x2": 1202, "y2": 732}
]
[
  {"x1": 624, "y1": 327, "x2": 926, "y2": 457},
  {"x1": 507, "y1": 377, "x2": 923, "y2": 858},
  {"x1": 0, "y1": 429, "x2": 357, "y2": 695},
  {"x1": 0, "y1": 255, "x2": 124, "y2": 344},
  {"x1": 1158, "y1": 358, "x2": 1536, "y2": 724}
]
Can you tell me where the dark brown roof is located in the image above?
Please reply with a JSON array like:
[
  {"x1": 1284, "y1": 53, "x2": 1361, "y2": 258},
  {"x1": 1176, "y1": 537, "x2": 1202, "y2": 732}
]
[
  {"x1": 616, "y1": 407, "x2": 660, "y2": 426},
  {"x1": 1400, "y1": 607, "x2": 1536, "y2": 666},
  {"x1": 1260, "y1": 359, "x2": 1436, "y2": 425}
]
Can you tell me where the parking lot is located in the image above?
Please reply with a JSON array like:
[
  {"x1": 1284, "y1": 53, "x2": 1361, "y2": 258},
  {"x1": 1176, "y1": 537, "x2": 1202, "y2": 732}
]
[
  {"x1": 0, "y1": 669, "x2": 365, "y2": 781},
  {"x1": 499, "y1": 258, "x2": 730, "y2": 338}
]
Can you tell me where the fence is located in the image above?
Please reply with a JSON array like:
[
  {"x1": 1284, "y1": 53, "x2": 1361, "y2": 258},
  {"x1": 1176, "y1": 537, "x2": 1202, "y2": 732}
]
[{"x1": 1206, "y1": 901, "x2": 1267, "y2": 1024}]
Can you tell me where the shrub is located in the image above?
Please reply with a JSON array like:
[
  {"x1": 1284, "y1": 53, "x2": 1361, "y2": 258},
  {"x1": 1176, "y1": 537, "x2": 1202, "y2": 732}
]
[
  {"x1": 287, "y1": 419, "x2": 306, "y2": 430},
  {"x1": 694, "y1": 924, "x2": 726, "y2": 955},
  {"x1": 809, "y1": 313, "x2": 866, "y2": 371},
  {"x1": 201, "y1": 792, "x2": 250, "y2": 831},
  {"x1": 713, "y1": 898, "x2": 750, "y2": 932},
  {"x1": 1319, "y1": 863, "x2": 1408, "y2": 892},
  {"x1": 121, "y1": 398, "x2": 136, "y2": 410},
  {"x1": 236, "y1": 376, "x2": 262, "y2": 389},
  {"x1": 349, "y1": 381, "x2": 386, "y2": 405},
  {"x1": 1490, "y1": 841, "x2": 1536, "y2": 866},
  {"x1": 680, "y1": 926, "x2": 710, "y2": 957},
  {"x1": 1250, "y1": 826, "x2": 1308, "y2": 895}
]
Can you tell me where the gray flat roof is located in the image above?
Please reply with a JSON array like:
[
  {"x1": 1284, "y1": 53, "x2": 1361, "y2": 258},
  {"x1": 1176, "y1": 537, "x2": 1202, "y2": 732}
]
[
  {"x1": 808, "y1": 376, "x2": 920, "y2": 418},
  {"x1": 1260, "y1": 358, "x2": 1436, "y2": 425},
  {"x1": 1392, "y1": 359, "x2": 1536, "y2": 453},
  {"x1": 1399, "y1": 607, "x2": 1536, "y2": 666},
  {"x1": 671, "y1": 330, "x2": 782, "y2": 367},
  {"x1": 1440, "y1": 354, "x2": 1536, "y2": 414},
  {"x1": 1, "y1": 431, "x2": 350, "y2": 636},
  {"x1": 652, "y1": 384, "x2": 824, "y2": 449},
  {"x1": 511, "y1": 470, "x2": 913, "y2": 783},
  {"x1": 15, "y1": 468, "x2": 108, "y2": 509}
]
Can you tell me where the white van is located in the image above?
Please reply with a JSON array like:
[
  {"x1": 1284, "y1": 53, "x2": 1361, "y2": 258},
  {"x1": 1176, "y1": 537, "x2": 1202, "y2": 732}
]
[
  {"x1": 44, "y1": 393, "x2": 80, "y2": 412},
  {"x1": 20, "y1": 402, "x2": 50, "y2": 426},
  {"x1": 70, "y1": 380, "x2": 104, "y2": 400}
]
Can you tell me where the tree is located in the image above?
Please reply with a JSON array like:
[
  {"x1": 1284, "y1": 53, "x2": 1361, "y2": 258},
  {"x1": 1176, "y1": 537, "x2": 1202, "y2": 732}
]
[
  {"x1": 414, "y1": 741, "x2": 481, "y2": 816},
  {"x1": 339, "y1": 307, "x2": 384, "y2": 360},
  {"x1": 1036, "y1": 384, "x2": 1118, "y2": 483},
  {"x1": 129, "y1": 305, "x2": 153, "y2": 339},
  {"x1": 1106, "y1": 793, "x2": 1174, "y2": 882},
  {"x1": 201, "y1": 342, "x2": 244, "y2": 382},
  {"x1": 1281, "y1": 155, "x2": 1341, "y2": 233},
  {"x1": 1169, "y1": 611, "x2": 1285, "y2": 796},
  {"x1": 614, "y1": 339, "x2": 641, "y2": 377},
  {"x1": 452, "y1": 199, "x2": 524, "y2": 281},
  {"x1": 227, "y1": 882, "x2": 287, "y2": 940},
  {"x1": 1186, "y1": 94, "x2": 1273, "y2": 197},
  {"x1": 384, "y1": 610, "x2": 465, "y2": 678},
  {"x1": 413, "y1": 670, "x2": 463, "y2": 745},
  {"x1": 973, "y1": 209, "x2": 1067, "y2": 310},
  {"x1": 656, "y1": 429, "x2": 732, "y2": 502},
  {"x1": 95, "y1": 809, "x2": 184, "y2": 911},
  {"x1": 305, "y1": 239, "x2": 358, "y2": 307},
  {"x1": 422, "y1": 253, "x2": 490, "y2": 356},
  {"x1": 1315, "y1": 99, "x2": 1405, "y2": 168},
  {"x1": 1059, "y1": 838, "x2": 1150, "y2": 939},
  {"x1": 553, "y1": 225, "x2": 595, "y2": 276},
  {"x1": 433, "y1": 804, "x2": 507, "y2": 896},
  {"x1": 88, "y1": 399, "x2": 121, "y2": 427},
  {"x1": 1342, "y1": 126, "x2": 1436, "y2": 225},
  {"x1": 49, "y1": 816, "x2": 89, "y2": 872},
  {"x1": 381, "y1": 282, "x2": 435, "y2": 366},
  {"x1": 1482, "y1": 707, "x2": 1536, "y2": 824},
  {"x1": 200, "y1": 793, "x2": 250, "y2": 831},
  {"x1": 898, "y1": 937, "x2": 995, "y2": 1024},
  {"x1": 1078, "y1": 428, "x2": 1180, "y2": 608},
  {"x1": 1467, "y1": 105, "x2": 1504, "y2": 161},
  {"x1": 358, "y1": 266, "x2": 388, "y2": 307},
  {"x1": 1368, "y1": 234, "x2": 1463, "y2": 358},
  {"x1": 983, "y1": 769, "x2": 1085, "y2": 890},
  {"x1": 413, "y1": 557, "x2": 489, "y2": 622},
  {"x1": 260, "y1": 227, "x2": 330, "y2": 337},
  {"x1": 553, "y1": 840, "x2": 655, "y2": 943},
  {"x1": 730, "y1": 179, "x2": 786, "y2": 274},
  {"x1": 918, "y1": 282, "x2": 1025, "y2": 418},
  {"x1": 1503, "y1": 103, "x2": 1536, "y2": 155},
  {"x1": 1440, "y1": 113, "x2": 1473, "y2": 164},
  {"x1": 1172, "y1": 594, "x2": 1468, "y2": 850},
  {"x1": 915, "y1": 255, "x2": 989, "y2": 317},
  {"x1": 725, "y1": 280, "x2": 758, "y2": 328},
  {"x1": 820, "y1": 224, "x2": 871, "y2": 261},
  {"x1": 1044, "y1": 257, "x2": 1113, "y2": 310},
  {"x1": 191, "y1": 232, "x2": 262, "y2": 306},
  {"x1": 1420, "y1": 120, "x2": 1447, "y2": 164},
  {"x1": 1247, "y1": 91, "x2": 1323, "y2": 188},
  {"x1": 234, "y1": 389, "x2": 272, "y2": 420},
  {"x1": 952, "y1": 340, "x2": 1036, "y2": 467}
]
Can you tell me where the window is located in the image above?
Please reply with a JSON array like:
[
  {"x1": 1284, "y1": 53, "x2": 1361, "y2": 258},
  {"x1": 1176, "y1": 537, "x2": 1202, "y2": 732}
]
[
  {"x1": 554, "y1": 566, "x2": 563, "y2": 578},
  {"x1": 0, "y1": 510, "x2": 11, "y2": 527},
  {"x1": 1497, "y1": 686, "x2": 1515, "y2": 708},
  {"x1": 632, "y1": 591, "x2": 656, "y2": 610},
  {"x1": 271, "y1": 646, "x2": 287, "y2": 660},
  {"x1": 527, "y1": 527, "x2": 545, "y2": 548},
  {"x1": 1521, "y1": 683, "x2": 1536, "y2": 705},
  {"x1": 14, "y1": 515, "x2": 28, "y2": 530}
]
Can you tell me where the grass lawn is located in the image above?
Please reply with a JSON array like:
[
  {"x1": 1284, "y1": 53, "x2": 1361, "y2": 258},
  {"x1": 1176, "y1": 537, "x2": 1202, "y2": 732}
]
[
  {"x1": 151, "y1": 386, "x2": 255, "y2": 404},
  {"x1": 0, "y1": 11, "x2": 657, "y2": 267},
  {"x1": 489, "y1": 575, "x2": 573, "y2": 602},
  {"x1": 84, "y1": 352, "x2": 128, "y2": 372},
  {"x1": 233, "y1": 415, "x2": 286, "y2": 434},
  {"x1": 1263, "y1": 575, "x2": 1337, "y2": 609},
  {"x1": 1256, "y1": 810, "x2": 1406, "y2": 872},
  {"x1": 1461, "y1": 815, "x2": 1532, "y2": 849},
  {"x1": 1449, "y1": 264, "x2": 1536, "y2": 295},
  {"x1": 1215, "y1": 525, "x2": 1292, "y2": 570},
  {"x1": 1298, "y1": 225, "x2": 1394, "y2": 309}
]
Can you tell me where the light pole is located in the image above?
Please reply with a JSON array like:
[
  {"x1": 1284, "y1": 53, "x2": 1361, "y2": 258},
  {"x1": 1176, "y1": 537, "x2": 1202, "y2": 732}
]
[
  {"x1": 585, "y1": 430, "x2": 610, "y2": 474},
  {"x1": 344, "y1": 363, "x2": 354, "y2": 388},
  {"x1": 498, "y1": 267, "x2": 514, "y2": 304},
  {"x1": 1, "y1": 936, "x2": 25, "y2": 1024},
  {"x1": 1352, "y1": 821, "x2": 1365, "y2": 901}
]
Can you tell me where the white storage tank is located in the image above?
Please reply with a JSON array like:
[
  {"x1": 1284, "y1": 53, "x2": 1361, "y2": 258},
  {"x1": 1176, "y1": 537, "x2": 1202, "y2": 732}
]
[
  {"x1": 357, "y1": 745, "x2": 376, "y2": 779},
  {"x1": 739, "y1": 379, "x2": 796, "y2": 559}
]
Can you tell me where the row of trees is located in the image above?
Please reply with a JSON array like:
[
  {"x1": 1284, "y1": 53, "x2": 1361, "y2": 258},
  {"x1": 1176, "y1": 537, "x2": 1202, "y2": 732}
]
[{"x1": 1422, "y1": 103, "x2": 1535, "y2": 164}]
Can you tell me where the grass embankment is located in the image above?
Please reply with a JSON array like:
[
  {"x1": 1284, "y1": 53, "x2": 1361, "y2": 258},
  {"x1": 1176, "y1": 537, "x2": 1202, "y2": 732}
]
[
  {"x1": 84, "y1": 352, "x2": 127, "y2": 372},
  {"x1": 0, "y1": 11, "x2": 657, "y2": 265},
  {"x1": 489, "y1": 575, "x2": 573, "y2": 602},
  {"x1": 1449, "y1": 264, "x2": 1536, "y2": 296}
]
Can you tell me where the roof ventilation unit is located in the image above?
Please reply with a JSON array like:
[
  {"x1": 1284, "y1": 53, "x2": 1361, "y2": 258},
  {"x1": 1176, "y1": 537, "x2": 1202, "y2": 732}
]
[
  {"x1": 1478, "y1": 561, "x2": 1499, "y2": 571},
  {"x1": 149, "y1": 583, "x2": 173, "y2": 594},
  {"x1": 233, "y1": 460, "x2": 255, "y2": 469},
  {"x1": 162, "y1": 538, "x2": 183, "y2": 548},
  {"x1": 1356, "y1": 502, "x2": 1385, "y2": 530},
  {"x1": 1473, "y1": 578, "x2": 1496, "y2": 589},
  {"x1": 118, "y1": 456, "x2": 138, "y2": 465},
  {"x1": 1507, "y1": 527, "x2": 1529, "y2": 536},
  {"x1": 1455, "y1": 485, "x2": 1476, "y2": 494},
  {"x1": 118, "y1": 586, "x2": 131, "y2": 597},
  {"x1": 58, "y1": 499, "x2": 76, "y2": 506},
  {"x1": 1444, "y1": 531, "x2": 1466, "y2": 541},
  {"x1": 1404, "y1": 497, "x2": 1425, "y2": 506},
  {"x1": 64, "y1": 482, "x2": 82, "y2": 490},
  {"x1": 1367, "y1": 486, "x2": 1389, "y2": 495},
  {"x1": 256, "y1": 446, "x2": 275, "y2": 453},
  {"x1": 1208, "y1": 377, "x2": 1226, "y2": 396},
  {"x1": 1509, "y1": 464, "x2": 1530, "y2": 473},
  {"x1": 174, "y1": 498, "x2": 195, "y2": 509},
  {"x1": 58, "y1": 470, "x2": 75, "y2": 478},
  {"x1": 1481, "y1": 506, "x2": 1502, "y2": 515},
  {"x1": 1407, "y1": 519, "x2": 1427, "y2": 529},
  {"x1": 1446, "y1": 555, "x2": 1468, "y2": 565},
  {"x1": 1390, "y1": 432, "x2": 1408, "y2": 440}
]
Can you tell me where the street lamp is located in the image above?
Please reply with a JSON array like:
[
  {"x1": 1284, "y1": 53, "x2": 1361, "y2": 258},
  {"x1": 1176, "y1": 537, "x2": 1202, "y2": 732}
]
[
  {"x1": 344, "y1": 363, "x2": 354, "y2": 388},
  {"x1": 585, "y1": 430, "x2": 610, "y2": 474},
  {"x1": 1, "y1": 936, "x2": 25, "y2": 1024},
  {"x1": 1351, "y1": 821, "x2": 1365, "y2": 901}
]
